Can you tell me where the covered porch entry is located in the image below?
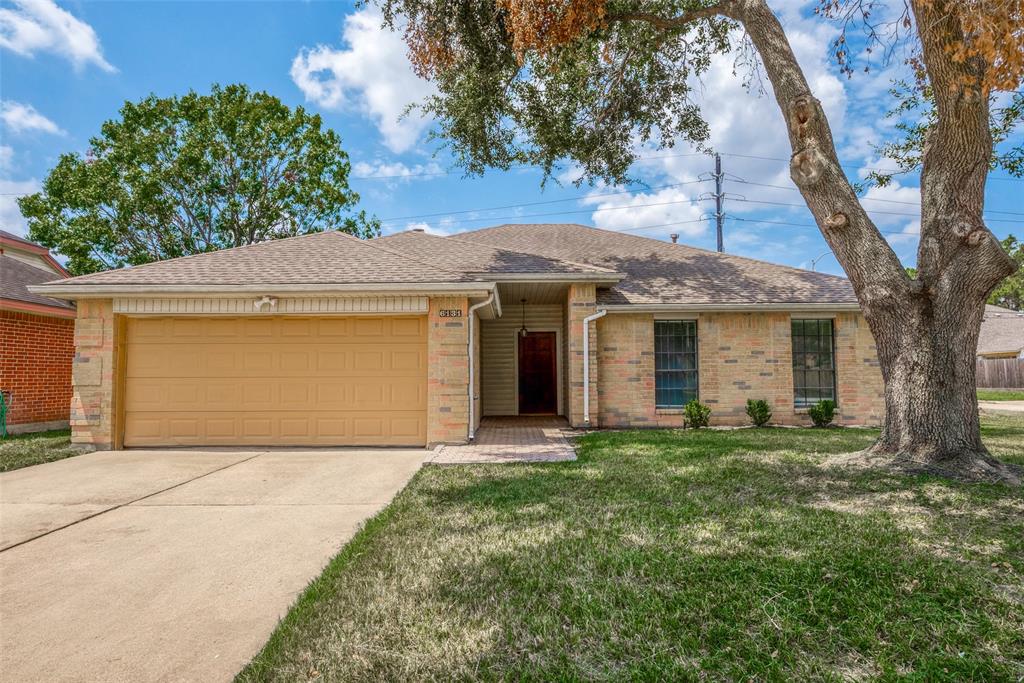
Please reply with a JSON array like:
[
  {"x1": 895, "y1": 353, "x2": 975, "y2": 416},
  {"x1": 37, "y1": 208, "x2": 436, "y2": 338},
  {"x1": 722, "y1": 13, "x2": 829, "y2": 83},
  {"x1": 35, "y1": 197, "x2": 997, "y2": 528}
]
[{"x1": 478, "y1": 282, "x2": 569, "y2": 419}]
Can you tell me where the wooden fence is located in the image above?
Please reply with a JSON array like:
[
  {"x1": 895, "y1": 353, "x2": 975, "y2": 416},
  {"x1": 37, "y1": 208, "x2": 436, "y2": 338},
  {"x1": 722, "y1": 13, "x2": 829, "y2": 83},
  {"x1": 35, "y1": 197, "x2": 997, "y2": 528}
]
[{"x1": 976, "y1": 358, "x2": 1024, "y2": 389}]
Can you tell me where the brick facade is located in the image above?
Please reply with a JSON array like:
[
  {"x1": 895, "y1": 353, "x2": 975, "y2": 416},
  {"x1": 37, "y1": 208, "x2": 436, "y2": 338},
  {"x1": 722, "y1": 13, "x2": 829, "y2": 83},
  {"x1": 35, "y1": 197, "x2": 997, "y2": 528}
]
[
  {"x1": 427, "y1": 296, "x2": 470, "y2": 445},
  {"x1": 61, "y1": 297, "x2": 883, "y2": 449},
  {"x1": 0, "y1": 310, "x2": 74, "y2": 430},
  {"x1": 596, "y1": 311, "x2": 883, "y2": 427}
]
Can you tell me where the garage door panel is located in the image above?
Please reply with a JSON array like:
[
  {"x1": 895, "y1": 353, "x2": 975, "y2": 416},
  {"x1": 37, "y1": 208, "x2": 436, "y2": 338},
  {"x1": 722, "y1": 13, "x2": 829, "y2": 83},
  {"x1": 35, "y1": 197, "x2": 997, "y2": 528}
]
[
  {"x1": 127, "y1": 345, "x2": 424, "y2": 378},
  {"x1": 124, "y1": 316, "x2": 427, "y2": 446},
  {"x1": 122, "y1": 411, "x2": 426, "y2": 447}
]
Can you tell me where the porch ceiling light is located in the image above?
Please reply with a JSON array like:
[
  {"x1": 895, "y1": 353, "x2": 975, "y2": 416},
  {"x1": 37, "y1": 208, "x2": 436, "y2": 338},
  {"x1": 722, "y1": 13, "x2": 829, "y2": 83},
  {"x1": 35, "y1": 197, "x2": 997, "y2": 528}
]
[{"x1": 519, "y1": 298, "x2": 528, "y2": 337}]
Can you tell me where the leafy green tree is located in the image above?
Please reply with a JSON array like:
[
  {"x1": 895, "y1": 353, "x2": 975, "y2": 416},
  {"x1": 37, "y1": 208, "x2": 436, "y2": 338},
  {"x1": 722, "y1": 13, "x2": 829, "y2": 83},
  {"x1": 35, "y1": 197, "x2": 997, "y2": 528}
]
[
  {"x1": 378, "y1": 0, "x2": 1023, "y2": 482},
  {"x1": 21, "y1": 84, "x2": 378, "y2": 275},
  {"x1": 989, "y1": 235, "x2": 1023, "y2": 310}
]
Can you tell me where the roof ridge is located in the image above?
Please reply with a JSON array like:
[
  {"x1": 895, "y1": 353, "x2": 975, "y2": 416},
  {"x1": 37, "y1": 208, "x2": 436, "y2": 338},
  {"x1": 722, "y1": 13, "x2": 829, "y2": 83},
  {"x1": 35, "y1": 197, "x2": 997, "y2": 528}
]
[
  {"x1": 59, "y1": 230, "x2": 354, "y2": 284},
  {"x1": 359, "y1": 232, "x2": 478, "y2": 281},
  {"x1": 438, "y1": 231, "x2": 617, "y2": 274},
  {"x1": 469, "y1": 223, "x2": 849, "y2": 282}
]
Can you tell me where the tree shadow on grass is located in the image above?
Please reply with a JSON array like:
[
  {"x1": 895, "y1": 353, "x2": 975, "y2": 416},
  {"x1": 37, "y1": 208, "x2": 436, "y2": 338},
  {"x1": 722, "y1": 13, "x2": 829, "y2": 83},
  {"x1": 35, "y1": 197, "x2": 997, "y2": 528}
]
[
  {"x1": 410, "y1": 433, "x2": 1024, "y2": 680},
  {"x1": 239, "y1": 428, "x2": 1023, "y2": 682}
]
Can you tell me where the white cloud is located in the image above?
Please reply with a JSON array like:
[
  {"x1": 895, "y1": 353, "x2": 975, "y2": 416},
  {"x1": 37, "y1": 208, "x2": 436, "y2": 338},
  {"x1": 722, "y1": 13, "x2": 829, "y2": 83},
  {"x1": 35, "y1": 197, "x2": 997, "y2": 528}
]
[
  {"x1": 0, "y1": 145, "x2": 13, "y2": 172},
  {"x1": 352, "y1": 159, "x2": 444, "y2": 181},
  {"x1": 861, "y1": 181, "x2": 921, "y2": 228},
  {"x1": 0, "y1": 100, "x2": 64, "y2": 135},
  {"x1": 291, "y1": 8, "x2": 435, "y2": 153},
  {"x1": 0, "y1": 0, "x2": 115, "y2": 72},
  {"x1": 583, "y1": 186, "x2": 709, "y2": 237},
  {"x1": 0, "y1": 178, "x2": 40, "y2": 236},
  {"x1": 886, "y1": 218, "x2": 921, "y2": 246}
]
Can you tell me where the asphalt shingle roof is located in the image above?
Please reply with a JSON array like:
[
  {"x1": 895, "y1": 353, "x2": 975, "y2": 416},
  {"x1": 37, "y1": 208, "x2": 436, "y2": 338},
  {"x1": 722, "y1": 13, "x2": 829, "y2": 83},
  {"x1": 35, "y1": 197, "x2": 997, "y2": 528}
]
[
  {"x1": 1, "y1": 254, "x2": 75, "y2": 310},
  {"x1": 453, "y1": 223, "x2": 857, "y2": 306},
  {"x1": 372, "y1": 231, "x2": 615, "y2": 275},
  {"x1": 37, "y1": 223, "x2": 860, "y2": 308},
  {"x1": 979, "y1": 305, "x2": 1024, "y2": 355},
  {"x1": 51, "y1": 231, "x2": 475, "y2": 286}
]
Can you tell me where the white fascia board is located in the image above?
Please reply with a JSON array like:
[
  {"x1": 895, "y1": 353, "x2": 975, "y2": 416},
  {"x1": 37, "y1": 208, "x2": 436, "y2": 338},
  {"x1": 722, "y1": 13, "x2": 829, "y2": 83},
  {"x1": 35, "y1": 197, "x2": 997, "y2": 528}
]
[
  {"x1": 480, "y1": 272, "x2": 624, "y2": 283},
  {"x1": 27, "y1": 281, "x2": 497, "y2": 300},
  {"x1": 602, "y1": 302, "x2": 863, "y2": 313}
]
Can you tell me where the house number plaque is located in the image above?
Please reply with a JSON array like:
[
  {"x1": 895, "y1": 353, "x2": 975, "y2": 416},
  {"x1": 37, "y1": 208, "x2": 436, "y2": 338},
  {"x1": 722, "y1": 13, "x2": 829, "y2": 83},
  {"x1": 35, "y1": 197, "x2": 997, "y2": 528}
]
[{"x1": 439, "y1": 309, "x2": 463, "y2": 317}]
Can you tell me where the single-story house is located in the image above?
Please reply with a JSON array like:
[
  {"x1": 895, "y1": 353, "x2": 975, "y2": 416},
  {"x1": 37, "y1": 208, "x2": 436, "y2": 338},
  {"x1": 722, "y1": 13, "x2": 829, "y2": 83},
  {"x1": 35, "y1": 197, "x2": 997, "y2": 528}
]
[
  {"x1": 977, "y1": 304, "x2": 1024, "y2": 359},
  {"x1": 1, "y1": 229, "x2": 76, "y2": 434},
  {"x1": 29, "y1": 223, "x2": 884, "y2": 449}
]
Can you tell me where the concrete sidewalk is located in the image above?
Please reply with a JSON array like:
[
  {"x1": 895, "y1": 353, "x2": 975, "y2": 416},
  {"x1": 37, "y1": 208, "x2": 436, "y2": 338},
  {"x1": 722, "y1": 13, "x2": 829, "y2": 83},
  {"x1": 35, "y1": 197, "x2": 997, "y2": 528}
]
[
  {"x1": 979, "y1": 400, "x2": 1024, "y2": 414},
  {"x1": 0, "y1": 448, "x2": 426, "y2": 683}
]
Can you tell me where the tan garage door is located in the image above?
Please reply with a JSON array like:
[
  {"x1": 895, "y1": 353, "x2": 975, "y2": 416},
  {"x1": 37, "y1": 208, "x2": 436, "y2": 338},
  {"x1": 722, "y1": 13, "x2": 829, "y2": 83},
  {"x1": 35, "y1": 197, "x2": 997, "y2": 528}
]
[{"x1": 123, "y1": 316, "x2": 427, "y2": 447}]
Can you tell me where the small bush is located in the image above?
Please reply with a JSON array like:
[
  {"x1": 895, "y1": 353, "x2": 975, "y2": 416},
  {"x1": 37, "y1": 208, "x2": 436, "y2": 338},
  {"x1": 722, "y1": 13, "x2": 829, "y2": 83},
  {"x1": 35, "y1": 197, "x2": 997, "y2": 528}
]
[
  {"x1": 684, "y1": 399, "x2": 711, "y2": 428},
  {"x1": 745, "y1": 399, "x2": 772, "y2": 427},
  {"x1": 808, "y1": 399, "x2": 836, "y2": 427}
]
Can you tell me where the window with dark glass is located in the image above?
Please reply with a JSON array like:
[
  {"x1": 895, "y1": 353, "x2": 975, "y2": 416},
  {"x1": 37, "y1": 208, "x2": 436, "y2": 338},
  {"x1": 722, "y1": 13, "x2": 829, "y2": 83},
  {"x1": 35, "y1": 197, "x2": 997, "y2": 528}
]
[
  {"x1": 654, "y1": 320, "x2": 698, "y2": 408},
  {"x1": 791, "y1": 319, "x2": 836, "y2": 407}
]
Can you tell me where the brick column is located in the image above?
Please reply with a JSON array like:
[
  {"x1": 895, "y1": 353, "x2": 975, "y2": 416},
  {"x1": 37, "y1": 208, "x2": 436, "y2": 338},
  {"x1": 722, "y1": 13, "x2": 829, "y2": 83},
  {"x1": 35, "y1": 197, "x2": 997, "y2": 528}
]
[
  {"x1": 427, "y1": 296, "x2": 470, "y2": 445},
  {"x1": 70, "y1": 299, "x2": 121, "y2": 449},
  {"x1": 566, "y1": 283, "x2": 598, "y2": 428}
]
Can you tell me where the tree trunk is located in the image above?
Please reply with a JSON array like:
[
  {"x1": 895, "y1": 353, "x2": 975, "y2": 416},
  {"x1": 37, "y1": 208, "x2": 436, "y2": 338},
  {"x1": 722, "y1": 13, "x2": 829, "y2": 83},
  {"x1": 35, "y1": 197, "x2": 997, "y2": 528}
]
[
  {"x1": 720, "y1": 0, "x2": 1021, "y2": 484},
  {"x1": 866, "y1": 292, "x2": 1020, "y2": 483}
]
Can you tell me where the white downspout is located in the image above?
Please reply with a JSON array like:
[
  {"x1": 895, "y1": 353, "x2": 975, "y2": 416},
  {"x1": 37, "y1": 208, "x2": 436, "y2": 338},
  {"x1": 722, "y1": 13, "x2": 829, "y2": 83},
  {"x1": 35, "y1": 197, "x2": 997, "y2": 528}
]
[
  {"x1": 582, "y1": 308, "x2": 607, "y2": 425},
  {"x1": 467, "y1": 294, "x2": 494, "y2": 441}
]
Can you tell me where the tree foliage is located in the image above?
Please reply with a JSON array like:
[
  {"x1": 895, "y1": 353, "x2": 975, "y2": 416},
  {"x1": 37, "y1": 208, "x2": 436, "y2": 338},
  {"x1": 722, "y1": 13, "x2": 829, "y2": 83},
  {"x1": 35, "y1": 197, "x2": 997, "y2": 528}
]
[
  {"x1": 383, "y1": 0, "x2": 1023, "y2": 185},
  {"x1": 388, "y1": 0, "x2": 734, "y2": 182},
  {"x1": 21, "y1": 84, "x2": 378, "y2": 275},
  {"x1": 989, "y1": 234, "x2": 1024, "y2": 310},
  {"x1": 865, "y1": 79, "x2": 1023, "y2": 188}
]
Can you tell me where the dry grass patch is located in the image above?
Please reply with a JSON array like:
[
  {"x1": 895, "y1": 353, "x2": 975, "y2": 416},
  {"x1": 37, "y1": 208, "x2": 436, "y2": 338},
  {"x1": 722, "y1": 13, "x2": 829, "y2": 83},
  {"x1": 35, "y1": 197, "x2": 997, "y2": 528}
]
[{"x1": 0, "y1": 429, "x2": 79, "y2": 472}]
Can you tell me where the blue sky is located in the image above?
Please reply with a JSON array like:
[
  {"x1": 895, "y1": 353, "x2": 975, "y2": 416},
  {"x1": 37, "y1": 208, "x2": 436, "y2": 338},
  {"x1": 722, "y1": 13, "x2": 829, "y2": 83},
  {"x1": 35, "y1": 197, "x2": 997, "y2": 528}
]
[{"x1": 1, "y1": 0, "x2": 1020, "y2": 278}]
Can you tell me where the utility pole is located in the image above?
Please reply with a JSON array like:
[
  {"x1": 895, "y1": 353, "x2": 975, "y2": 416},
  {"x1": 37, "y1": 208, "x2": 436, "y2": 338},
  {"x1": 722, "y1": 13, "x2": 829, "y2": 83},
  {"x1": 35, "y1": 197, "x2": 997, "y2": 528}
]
[
  {"x1": 699, "y1": 153, "x2": 738, "y2": 251},
  {"x1": 713, "y1": 153, "x2": 725, "y2": 253}
]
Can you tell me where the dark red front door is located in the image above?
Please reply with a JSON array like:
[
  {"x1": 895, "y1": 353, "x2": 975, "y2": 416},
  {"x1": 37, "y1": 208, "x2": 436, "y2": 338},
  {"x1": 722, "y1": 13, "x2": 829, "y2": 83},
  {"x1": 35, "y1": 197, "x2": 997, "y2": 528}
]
[{"x1": 518, "y1": 331, "x2": 557, "y2": 414}]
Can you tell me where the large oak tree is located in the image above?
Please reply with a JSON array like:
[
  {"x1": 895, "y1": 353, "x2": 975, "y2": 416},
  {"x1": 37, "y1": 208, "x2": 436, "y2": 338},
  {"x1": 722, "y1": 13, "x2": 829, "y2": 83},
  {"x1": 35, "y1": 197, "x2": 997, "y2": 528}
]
[{"x1": 380, "y1": 0, "x2": 1022, "y2": 482}]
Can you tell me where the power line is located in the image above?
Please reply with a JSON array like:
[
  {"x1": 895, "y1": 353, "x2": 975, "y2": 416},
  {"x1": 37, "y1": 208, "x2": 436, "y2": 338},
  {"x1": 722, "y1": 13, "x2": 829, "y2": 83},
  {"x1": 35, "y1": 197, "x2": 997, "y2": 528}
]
[
  {"x1": 728, "y1": 215, "x2": 918, "y2": 238},
  {"x1": 352, "y1": 151, "x2": 707, "y2": 181},
  {"x1": 381, "y1": 196, "x2": 706, "y2": 228},
  {"x1": 728, "y1": 196, "x2": 1021, "y2": 224},
  {"x1": 379, "y1": 179, "x2": 709, "y2": 223},
  {"x1": 718, "y1": 152, "x2": 1024, "y2": 183},
  {"x1": 730, "y1": 178, "x2": 1024, "y2": 217}
]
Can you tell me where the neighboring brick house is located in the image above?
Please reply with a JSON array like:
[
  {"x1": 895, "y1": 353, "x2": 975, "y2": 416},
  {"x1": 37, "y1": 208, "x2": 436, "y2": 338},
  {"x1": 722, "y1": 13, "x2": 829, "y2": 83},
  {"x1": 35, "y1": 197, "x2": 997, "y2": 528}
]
[
  {"x1": 30, "y1": 224, "x2": 883, "y2": 450},
  {"x1": 1, "y1": 230, "x2": 76, "y2": 434}
]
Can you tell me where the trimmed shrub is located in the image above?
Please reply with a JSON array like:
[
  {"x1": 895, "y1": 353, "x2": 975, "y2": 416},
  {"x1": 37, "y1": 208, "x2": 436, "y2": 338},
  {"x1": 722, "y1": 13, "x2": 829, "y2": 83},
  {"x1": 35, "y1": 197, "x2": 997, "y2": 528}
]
[
  {"x1": 808, "y1": 399, "x2": 836, "y2": 427},
  {"x1": 684, "y1": 399, "x2": 711, "y2": 428},
  {"x1": 745, "y1": 399, "x2": 772, "y2": 427}
]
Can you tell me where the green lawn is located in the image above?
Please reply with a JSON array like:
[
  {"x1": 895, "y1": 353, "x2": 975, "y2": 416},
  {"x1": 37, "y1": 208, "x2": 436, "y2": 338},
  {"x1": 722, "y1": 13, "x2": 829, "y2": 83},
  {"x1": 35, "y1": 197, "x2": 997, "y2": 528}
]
[
  {"x1": 238, "y1": 417, "x2": 1024, "y2": 682},
  {"x1": 0, "y1": 429, "x2": 79, "y2": 472},
  {"x1": 978, "y1": 389, "x2": 1024, "y2": 401}
]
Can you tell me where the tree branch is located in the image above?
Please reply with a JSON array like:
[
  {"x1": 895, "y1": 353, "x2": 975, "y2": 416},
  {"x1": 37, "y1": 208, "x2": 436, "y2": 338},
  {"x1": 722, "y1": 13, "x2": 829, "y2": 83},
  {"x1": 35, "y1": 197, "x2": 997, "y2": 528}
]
[
  {"x1": 605, "y1": 4, "x2": 735, "y2": 30},
  {"x1": 910, "y1": 0, "x2": 1015, "y2": 290},
  {"x1": 605, "y1": 1, "x2": 911, "y2": 315},
  {"x1": 719, "y1": 0, "x2": 911, "y2": 312}
]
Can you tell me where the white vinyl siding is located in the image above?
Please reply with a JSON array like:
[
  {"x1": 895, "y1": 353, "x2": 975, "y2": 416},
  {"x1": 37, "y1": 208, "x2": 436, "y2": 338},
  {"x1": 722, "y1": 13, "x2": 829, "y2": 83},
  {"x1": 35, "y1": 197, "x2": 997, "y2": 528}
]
[{"x1": 480, "y1": 304, "x2": 564, "y2": 416}]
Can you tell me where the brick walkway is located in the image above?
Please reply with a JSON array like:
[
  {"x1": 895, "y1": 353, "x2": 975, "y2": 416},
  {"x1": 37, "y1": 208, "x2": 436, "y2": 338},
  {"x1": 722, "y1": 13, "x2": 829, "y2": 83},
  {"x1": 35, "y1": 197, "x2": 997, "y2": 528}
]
[{"x1": 429, "y1": 416, "x2": 577, "y2": 464}]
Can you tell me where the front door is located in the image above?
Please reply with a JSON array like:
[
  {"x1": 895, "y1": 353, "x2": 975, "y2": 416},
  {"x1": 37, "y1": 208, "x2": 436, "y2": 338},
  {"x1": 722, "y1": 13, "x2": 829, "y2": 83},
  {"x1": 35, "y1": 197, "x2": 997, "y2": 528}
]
[{"x1": 518, "y1": 331, "x2": 557, "y2": 414}]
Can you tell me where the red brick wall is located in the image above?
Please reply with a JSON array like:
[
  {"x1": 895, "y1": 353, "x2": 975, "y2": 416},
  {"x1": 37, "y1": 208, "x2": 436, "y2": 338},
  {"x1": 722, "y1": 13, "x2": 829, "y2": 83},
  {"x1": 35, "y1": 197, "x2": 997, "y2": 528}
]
[{"x1": 0, "y1": 310, "x2": 74, "y2": 426}]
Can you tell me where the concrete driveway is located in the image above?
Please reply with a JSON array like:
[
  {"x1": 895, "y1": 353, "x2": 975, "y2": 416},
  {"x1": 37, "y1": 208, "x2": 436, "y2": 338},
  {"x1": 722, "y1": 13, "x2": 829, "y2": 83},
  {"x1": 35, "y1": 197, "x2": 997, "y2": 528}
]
[{"x1": 0, "y1": 447, "x2": 426, "y2": 683}]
